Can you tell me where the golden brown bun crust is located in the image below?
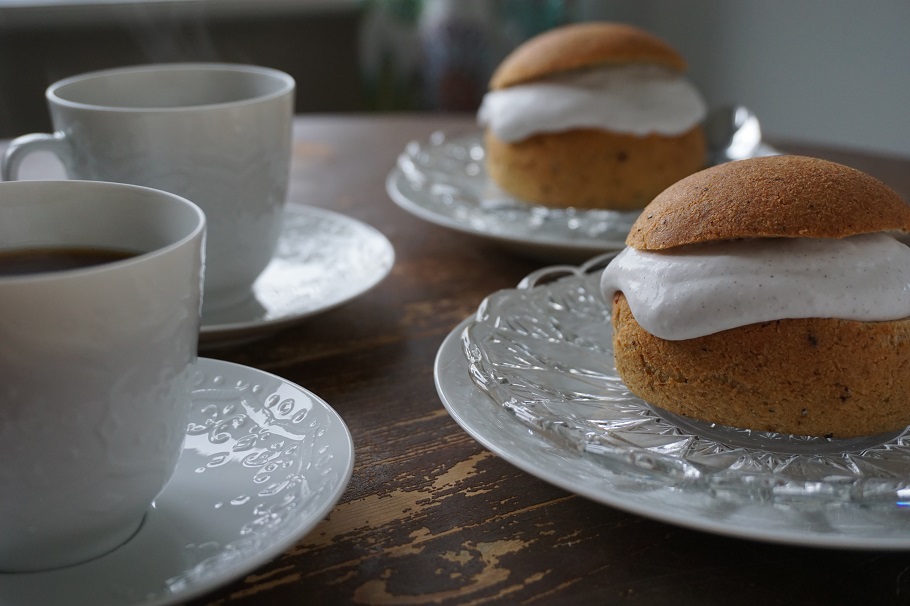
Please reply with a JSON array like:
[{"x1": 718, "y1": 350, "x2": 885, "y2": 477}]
[
  {"x1": 485, "y1": 126, "x2": 706, "y2": 210},
  {"x1": 490, "y1": 22, "x2": 687, "y2": 90},
  {"x1": 612, "y1": 294, "x2": 910, "y2": 438},
  {"x1": 627, "y1": 155, "x2": 910, "y2": 250}
]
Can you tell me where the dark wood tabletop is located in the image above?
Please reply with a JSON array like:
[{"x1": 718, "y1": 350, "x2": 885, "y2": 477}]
[
  {"x1": 8, "y1": 114, "x2": 910, "y2": 605},
  {"x1": 180, "y1": 115, "x2": 910, "y2": 606}
]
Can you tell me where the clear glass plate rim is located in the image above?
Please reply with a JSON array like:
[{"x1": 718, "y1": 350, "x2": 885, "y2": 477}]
[{"x1": 463, "y1": 253, "x2": 910, "y2": 528}]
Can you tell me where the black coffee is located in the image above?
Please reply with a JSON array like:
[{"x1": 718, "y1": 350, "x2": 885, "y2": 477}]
[{"x1": 0, "y1": 246, "x2": 139, "y2": 276}]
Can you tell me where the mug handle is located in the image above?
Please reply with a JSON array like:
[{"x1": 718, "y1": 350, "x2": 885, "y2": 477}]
[{"x1": 1, "y1": 132, "x2": 73, "y2": 181}]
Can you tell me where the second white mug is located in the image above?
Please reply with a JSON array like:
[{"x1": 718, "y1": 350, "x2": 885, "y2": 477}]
[{"x1": 1, "y1": 63, "x2": 296, "y2": 314}]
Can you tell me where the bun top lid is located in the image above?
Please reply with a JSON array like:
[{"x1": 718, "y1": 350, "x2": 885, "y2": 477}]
[
  {"x1": 626, "y1": 155, "x2": 910, "y2": 250},
  {"x1": 489, "y1": 22, "x2": 688, "y2": 90}
]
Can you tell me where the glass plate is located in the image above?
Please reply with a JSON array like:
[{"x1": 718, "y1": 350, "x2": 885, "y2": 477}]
[
  {"x1": 387, "y1": 130, "x2": 778, "y2": 262},
  {"x1": 435, "y1": 253, "x2": 910, "y2": 549}
]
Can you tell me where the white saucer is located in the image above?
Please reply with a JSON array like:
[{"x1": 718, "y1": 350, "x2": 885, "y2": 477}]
[
  {"x1": 435, "y1": 257, "x2": 910, "y2": 550},
  {"x1": 387, "y1": 130, "x2": 779, "y2": 263},
  {"x1": 200, "y1": 205, "x2": 395, "y2": 349},
  {"x1": 0, "y1": 358, "x2": 355, "y2": 605}
]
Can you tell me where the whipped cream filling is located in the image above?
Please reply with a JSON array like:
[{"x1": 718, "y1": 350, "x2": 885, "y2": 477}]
[
  {"x1": 600, "y1": 234, "x2": 910, "y2": 341},
  {"x1": 477, "y1": 64, "x2": 707, "y2": 142}
]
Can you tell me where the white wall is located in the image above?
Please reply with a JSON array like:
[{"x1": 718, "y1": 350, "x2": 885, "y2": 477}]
[{"x1": 583, "y1": 0, "x2": 910, "y2": 158}]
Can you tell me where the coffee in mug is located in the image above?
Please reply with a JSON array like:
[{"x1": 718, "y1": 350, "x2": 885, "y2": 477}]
[{"x1": 0, "y1": 246, "x2": 138, "y2": 276}]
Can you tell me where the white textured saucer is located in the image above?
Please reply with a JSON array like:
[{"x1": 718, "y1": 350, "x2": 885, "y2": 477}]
[
  {"x1": 0, "y1": 358, "x2": 354, "y2": 606},
  {"x1": 200, "y1": 205, "x2": 395, "y2": 349}
]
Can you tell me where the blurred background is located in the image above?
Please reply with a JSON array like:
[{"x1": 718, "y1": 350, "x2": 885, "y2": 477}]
[{"x1": 1, "y1": 0, "x2": 907, "y2": 157}]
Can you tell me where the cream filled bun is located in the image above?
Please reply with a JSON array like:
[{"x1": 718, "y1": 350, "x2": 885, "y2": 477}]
[
  {"x1": 478, "y1": 22, "x2": 707, "y2": 210},
  {"x1": 601, "y1": 155, "x2": 910, "y2": 437}
]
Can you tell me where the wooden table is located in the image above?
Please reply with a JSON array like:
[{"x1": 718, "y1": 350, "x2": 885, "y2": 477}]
[{"x1": 10, "y1": 115, "x2": 910, "y2": 604}]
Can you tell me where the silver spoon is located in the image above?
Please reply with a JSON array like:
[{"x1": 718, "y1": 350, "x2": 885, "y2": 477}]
[{"x1": 705, "y1": 105, "x2": 766, "y2": 165}]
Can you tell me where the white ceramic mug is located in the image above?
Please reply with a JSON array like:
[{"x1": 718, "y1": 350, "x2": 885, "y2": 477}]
[
  {"x1": 0, "y1": 180, "x2": 205, "y2": 572},
  {"x1": 1, "y1": 63, "x2": 294, "y2": 315}
]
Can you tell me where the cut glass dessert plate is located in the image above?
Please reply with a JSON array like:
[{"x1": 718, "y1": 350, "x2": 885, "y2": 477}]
[
  {"x1": 435, "y1": 253, "x2": 910, "y2": 549},
  {"x1": 388, "y1": 110, "x2": 778, "y2": 262}
]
